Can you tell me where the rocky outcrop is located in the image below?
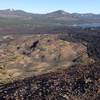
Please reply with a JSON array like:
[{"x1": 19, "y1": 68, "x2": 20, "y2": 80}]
[
  {"x1": 0, "y1": 34, "x2": 99, "y2": 100},
  {"x1": 0, "y1": 34, "x2": 91, "y2": 84},
  {"x1": 18, "y1": 40, "x2": 39, "y2": 55}
]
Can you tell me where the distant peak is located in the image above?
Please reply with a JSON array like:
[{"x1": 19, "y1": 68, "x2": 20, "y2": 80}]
[
  {"x1": 55, "y1": 10, "x2": 66, "y2": 13},
  {"x1": 52, "y1": 10, "x2": 68, "y2": 14},
  {"x1": 46, "y1": 10, "x2": 70, "y2": 16}
]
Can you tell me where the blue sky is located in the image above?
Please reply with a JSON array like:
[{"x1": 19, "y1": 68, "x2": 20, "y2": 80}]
[{"x1": 0, "y1": 0, "x2": 100, "y2": 14}]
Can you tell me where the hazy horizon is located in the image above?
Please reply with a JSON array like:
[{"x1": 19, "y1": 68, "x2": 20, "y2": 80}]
[{"x1": 0, "y1": 0, "x2": 100, "y2": 14}]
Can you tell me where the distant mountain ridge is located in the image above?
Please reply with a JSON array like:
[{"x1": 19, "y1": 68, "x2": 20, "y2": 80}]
[
  {"x1": 0, "y1": 9, "x2": 100, "y2": 24},
  {"x1": 0, "y1": 9, "x2": 100, "y2": 19},
  {"x1": 0, "y1": 9, "x2": 100, "y2": 34}
]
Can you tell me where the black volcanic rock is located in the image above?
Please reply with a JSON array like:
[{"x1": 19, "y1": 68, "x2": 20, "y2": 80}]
[
  {"x1": 0, "y1": 63, "x2": 100, "y2": 100},
  {"x1": 87, "y1": 38, "x2": 100, "y2": 61}
]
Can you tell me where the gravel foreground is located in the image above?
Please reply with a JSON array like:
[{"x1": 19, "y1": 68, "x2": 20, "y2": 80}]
[{"x1": 0, "y1": 63, "x2": 100, "y2": 100}]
